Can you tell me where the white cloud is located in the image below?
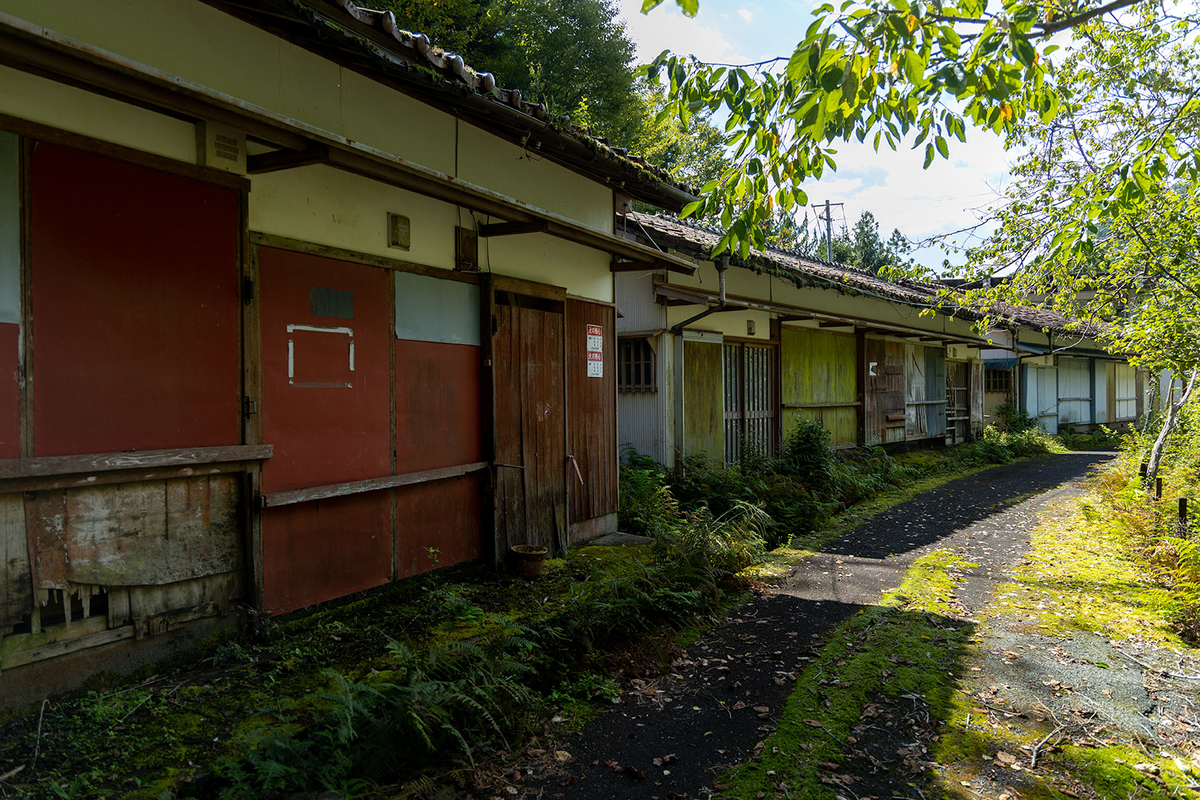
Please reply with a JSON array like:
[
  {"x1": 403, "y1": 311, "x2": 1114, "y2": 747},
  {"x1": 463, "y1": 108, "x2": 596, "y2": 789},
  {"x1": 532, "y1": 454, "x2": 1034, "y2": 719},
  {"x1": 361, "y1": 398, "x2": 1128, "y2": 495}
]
[
  {"x1": 618, "y1": 0, "x2": 743, "y2": 63},
  {"x1": 738, "y1": 8, "x2": 755, "y2": 23}
]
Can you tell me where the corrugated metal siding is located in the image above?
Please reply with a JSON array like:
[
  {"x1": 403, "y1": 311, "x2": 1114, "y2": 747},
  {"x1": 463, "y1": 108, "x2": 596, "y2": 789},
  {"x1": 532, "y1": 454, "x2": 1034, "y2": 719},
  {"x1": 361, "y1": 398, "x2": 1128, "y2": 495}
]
[
  {"x1": 780, "y1": 327, "x2": 857, "y2": 447},
  {"x1": 617, "y1": 338, "x2": 669, "y2": 463},
  {"x1": 614, "y1": 271, "x2": 666, "y2": 332}
]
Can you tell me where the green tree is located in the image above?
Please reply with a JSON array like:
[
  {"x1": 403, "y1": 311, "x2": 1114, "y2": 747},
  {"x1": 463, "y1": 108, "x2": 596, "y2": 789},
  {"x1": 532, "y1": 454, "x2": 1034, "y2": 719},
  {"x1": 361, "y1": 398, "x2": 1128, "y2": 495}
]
[
  {"x1": 955, "y1": 6, "x2": 1200, "y2": 481},
  {"x1": 375, "y1": 0, "x2": 638, "y2": 141},
  {"x1": 639, "y1": 0, "x2": 1196, "y2": 260},
  {"x1": 639, "y1": 0, "x2": 1198, "y2": 483}
]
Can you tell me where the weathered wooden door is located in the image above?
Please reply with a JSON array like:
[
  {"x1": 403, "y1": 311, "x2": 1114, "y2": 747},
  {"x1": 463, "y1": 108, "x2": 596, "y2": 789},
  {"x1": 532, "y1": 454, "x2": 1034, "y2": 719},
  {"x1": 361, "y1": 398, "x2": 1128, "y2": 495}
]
[
  {"x1": 863, "y1": 337, "x2": 906, "y2": 445},
  {"x1": 491, "y1": 289, "x2": 567, "y2": 555},
  {"x1": 722, "y1": 342, "x2": 776, "y2": 464}
]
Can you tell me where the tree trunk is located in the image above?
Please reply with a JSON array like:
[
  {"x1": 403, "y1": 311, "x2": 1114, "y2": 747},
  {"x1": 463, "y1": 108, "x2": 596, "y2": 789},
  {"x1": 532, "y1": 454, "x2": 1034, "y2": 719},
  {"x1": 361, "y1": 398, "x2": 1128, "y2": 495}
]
[{"x1": 1145, "y1": 369, "x2": 1198, "y2": 488}]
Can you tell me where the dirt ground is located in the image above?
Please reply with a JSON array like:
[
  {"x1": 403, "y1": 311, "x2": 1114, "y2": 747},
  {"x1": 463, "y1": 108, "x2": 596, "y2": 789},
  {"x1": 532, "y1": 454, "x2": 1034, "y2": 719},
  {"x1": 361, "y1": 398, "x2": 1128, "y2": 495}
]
[{"x1": 515, "y1": 452, "x2": 1132, "y2": 799}]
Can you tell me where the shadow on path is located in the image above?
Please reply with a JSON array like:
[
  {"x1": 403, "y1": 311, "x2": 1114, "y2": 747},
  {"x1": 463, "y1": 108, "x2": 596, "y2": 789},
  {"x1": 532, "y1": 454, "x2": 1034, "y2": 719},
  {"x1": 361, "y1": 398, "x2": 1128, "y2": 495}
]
[{"x1": 526, "y1": 451, "x2": 1115, "y2": 799}]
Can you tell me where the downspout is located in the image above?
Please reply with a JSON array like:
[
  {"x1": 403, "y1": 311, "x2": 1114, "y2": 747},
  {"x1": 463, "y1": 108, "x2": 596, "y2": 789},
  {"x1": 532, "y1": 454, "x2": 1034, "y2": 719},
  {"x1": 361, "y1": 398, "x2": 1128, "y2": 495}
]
[{"x1": 671, "y1": 255, "x2": 729, "y2": 333}]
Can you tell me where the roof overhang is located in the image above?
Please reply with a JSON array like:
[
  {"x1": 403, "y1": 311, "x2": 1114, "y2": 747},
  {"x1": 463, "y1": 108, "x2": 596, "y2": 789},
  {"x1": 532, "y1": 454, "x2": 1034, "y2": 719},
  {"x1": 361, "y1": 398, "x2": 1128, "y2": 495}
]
[
  {"x1": 655, "y1": 281, "x2": 988, "y2": 346},
  {"x1": 0, "y1": 12, "x2": 697, "y2": 277}
]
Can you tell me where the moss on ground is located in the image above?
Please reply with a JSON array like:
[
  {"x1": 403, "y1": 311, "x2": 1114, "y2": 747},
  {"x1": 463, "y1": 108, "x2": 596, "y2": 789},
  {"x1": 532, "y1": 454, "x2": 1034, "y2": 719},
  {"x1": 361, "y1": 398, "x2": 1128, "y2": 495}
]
[{"x1": 717, "y1": 549, "x2": 977, "y2": 800}]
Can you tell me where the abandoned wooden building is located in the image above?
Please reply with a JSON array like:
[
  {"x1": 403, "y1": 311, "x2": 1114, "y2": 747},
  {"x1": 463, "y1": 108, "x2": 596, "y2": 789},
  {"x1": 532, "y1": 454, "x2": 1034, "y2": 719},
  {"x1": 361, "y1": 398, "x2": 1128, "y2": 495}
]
[
  {"x1": 613, "y1": 213, "x2": 994, "y2": 466},
  {"x1": 0, "y1": 0, "x2": 703, "y2": 704}
]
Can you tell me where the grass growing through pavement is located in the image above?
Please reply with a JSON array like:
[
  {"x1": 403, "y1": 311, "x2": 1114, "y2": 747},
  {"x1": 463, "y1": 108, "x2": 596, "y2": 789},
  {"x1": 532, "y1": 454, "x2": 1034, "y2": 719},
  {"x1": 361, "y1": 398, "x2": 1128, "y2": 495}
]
[{"x1": 717, "y1": 549, "x2": 978, "y2": 800}]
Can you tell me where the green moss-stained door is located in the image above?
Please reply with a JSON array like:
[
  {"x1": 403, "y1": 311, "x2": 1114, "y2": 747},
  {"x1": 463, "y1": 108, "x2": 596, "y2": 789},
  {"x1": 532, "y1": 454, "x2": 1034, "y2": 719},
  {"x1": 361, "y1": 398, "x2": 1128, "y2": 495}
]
[
  {"x1": 683, "y1": 340, "x2": 724, "y2": 461},
  {"x1": 780, "y1": 328, "x2": 857, "y2": 446}
]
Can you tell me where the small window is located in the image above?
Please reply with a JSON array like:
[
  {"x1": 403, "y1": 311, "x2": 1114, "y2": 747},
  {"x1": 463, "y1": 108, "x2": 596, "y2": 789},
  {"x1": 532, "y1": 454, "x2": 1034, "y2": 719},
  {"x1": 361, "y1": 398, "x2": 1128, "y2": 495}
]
[
  {"x1": 618, "y1": 337, "x2": 655, "y2": 392},
  {"x1": 984, "y1": 367, "x2": 1012, "y2": 394}
]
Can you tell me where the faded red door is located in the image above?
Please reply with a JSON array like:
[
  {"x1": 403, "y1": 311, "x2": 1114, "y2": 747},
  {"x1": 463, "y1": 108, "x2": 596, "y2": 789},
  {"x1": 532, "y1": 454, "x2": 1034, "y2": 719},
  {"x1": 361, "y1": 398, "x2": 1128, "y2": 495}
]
[
  {"x1": 258, "y1": 247, "x2": 392, "y2": 613},
  {"x1": 491, "y1": 291, "x2": 567, "y2": 555}
]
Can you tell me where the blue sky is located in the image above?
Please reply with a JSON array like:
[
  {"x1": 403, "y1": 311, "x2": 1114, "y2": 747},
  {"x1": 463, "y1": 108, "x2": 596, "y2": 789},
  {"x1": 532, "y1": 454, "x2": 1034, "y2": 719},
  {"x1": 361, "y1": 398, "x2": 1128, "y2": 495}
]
[{"x1": 617, "y1": 0, "x2": 1015, "y2": 272}]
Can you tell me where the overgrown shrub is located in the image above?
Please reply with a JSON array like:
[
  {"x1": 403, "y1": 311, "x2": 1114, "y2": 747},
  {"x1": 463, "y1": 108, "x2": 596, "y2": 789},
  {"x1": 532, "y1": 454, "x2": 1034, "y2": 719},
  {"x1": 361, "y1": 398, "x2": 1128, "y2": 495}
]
[
  {"x1": 217, "y1": 634, "x2": 537, "y2": 796},
  {"x1": 653, "y1": 501, "x2": 770, "y2": 581},
  {"x1": 992, "y1": 400, "x2": 1038, "y2": 432},
  {"x1": 777, "y1": 420, "x2": 835, "y2": 488}
]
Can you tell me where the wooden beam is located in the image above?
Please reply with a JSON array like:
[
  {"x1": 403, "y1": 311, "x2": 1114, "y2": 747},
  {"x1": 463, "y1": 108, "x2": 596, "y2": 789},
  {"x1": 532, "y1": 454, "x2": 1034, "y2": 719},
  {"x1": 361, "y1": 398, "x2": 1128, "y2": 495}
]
[
  {"x1": 0, "y1": 445, "x2": 273, "y2": 481},
  {"x1": 610, "y1": 259, "x2": 656, "y2": 273},
  {"x1": 261, "y1": 461, "x2": 489, "y2": 508},
  {"x1": 247, "y1": 145, "x2": 328, "y2": 174},
  {"x1": 819, "y1": 320, "x2": 854, "y2": 328},
  {"x1": 777, "y1": 315, "x2": 814, "y2": 323},
  {"x1": 477, "y1": 221, "x2": 547, "y2": 237}
]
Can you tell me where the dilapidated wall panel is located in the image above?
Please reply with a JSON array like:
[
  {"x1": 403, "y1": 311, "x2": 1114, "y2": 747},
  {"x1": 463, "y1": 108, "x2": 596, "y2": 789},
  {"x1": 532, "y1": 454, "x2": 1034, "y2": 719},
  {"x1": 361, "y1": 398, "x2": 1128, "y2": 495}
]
[
  {"x1": 970, "y1": 361, "x2": 985, "y2": 438},
  {"x1": 0, "y1": 493, "x2": 31, "y2": 630},
  {"x1": 0, "y1": 133, "x2": 18, "y2": 459},
  {"x1": 26, "y1": 475, "x2": 243, "y2": 589},
  {"x1": 30, "y1": 142, "x2": 240, "y2": 457},
  {"x1": 780, "y1": 328, "x2": 857, "y2": 447},
  {"x1": 683, "y1": 340, "x2": 724, "y2": 462},
  {"x1": 864, "y1": 337, "x2": 905, "y2": 446}
]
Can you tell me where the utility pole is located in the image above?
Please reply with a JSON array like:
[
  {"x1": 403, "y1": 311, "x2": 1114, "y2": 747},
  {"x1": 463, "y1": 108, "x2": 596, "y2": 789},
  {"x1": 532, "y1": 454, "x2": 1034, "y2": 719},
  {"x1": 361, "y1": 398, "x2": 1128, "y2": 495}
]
[{"x1": 811, "y1": 200, "x2": 845, "y2": 262}]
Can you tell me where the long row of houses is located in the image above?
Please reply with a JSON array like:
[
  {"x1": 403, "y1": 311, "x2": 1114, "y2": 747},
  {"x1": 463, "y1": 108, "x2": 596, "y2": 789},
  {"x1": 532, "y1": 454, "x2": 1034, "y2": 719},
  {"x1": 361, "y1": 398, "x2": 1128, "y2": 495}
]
[
  {"x1": 0, "y1": 0, "x2": 1144, "y2": 705},
  {"x1": 613, "y1": 212, "x2": 1145, "y2": 466}
]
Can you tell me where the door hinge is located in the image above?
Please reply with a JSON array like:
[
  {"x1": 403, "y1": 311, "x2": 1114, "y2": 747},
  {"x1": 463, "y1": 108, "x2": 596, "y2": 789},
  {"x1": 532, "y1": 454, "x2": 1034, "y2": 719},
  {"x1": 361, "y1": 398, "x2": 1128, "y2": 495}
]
[{"x1": 243, "y1": 396, "x2": 258, "y2": 416}]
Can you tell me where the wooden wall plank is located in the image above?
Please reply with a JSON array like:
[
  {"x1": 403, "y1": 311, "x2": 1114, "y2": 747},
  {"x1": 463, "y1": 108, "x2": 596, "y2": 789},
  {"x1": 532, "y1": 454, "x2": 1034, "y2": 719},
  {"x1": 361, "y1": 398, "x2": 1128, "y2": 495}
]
[
  {"x1": 683, "y1": 341, "x2": 724, "y2": 461},
  {"x1": 0, "y1": 492, "x2": 30, "y2": 630},
  {"x1": 565, "y1": 299, "x2": 617, "y2": 528},
  {"x1": 780, "y1": 328, "x2": 857, "y2": 446},
  {"x1": 27, "y1": 476, "x2": 241, "y2": 589}
]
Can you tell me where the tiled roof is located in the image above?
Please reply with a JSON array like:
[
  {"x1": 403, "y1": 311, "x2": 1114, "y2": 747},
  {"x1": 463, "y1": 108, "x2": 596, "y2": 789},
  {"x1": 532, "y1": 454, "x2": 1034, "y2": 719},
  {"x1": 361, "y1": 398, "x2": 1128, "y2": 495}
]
[
  {"x1": 621, "y1": 212, "x2": 1092, "y2": 335},
  {"x1": 206, "y1": 0, "x2": 695, "y2": 209}
]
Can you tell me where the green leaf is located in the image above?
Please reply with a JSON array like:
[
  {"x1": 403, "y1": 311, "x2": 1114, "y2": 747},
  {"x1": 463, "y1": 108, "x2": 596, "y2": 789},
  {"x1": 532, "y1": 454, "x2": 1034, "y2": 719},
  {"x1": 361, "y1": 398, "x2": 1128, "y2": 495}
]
[
  {"x1": 677, "y1": 0, "x2": 699, "y2": 16},
  {"x1": 935, "y1": 135, "x2": 949, "y2": 158},
  {"x1": 923, "y1": 143, "x2": 934, "y2": 168},
  {"x1": 641, "y1": 0, "x2": 666, "y2": 11}
]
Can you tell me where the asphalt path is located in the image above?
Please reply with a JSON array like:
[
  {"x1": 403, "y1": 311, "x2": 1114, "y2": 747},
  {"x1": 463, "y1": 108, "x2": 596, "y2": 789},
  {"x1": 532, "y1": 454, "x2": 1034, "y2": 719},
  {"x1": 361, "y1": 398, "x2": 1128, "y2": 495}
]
[{"x1": 522, "y1": 451, "x2": 1116, "y2": 800}]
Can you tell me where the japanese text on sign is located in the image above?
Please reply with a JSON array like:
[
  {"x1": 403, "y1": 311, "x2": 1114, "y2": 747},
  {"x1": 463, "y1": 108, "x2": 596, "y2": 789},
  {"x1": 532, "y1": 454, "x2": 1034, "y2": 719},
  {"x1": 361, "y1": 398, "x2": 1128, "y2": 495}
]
[{"x1": 586, "y1": 324, "x2": 603, "y2": 378}]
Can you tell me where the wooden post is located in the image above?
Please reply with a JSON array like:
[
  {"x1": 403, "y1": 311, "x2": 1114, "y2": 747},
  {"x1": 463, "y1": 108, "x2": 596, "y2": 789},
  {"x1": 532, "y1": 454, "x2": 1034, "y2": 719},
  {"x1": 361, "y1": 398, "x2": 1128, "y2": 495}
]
[
  {"x1": 1155, "y1": 477, "x2": 1163, "y2": 501},
  {"x1": 1180, "y1": 497, "x2": 1188, "y2": 525}
]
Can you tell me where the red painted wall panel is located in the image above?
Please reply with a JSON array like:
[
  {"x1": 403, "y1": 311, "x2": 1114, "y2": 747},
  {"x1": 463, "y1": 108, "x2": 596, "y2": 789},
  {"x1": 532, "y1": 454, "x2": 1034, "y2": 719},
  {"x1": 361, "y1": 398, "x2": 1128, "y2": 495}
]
[
  {"x1": 259, "y1": 247, "x2": 391, "y2": 492},
  {"x1": 395, "y1": 340, "x2": 482, "y2": 472},
  {"x1": 0, "y1": 324, "x2": 19, "y2": 459},
  {"x1": 262, "y1": 496, "x2": 392, "y2": 613},
  {"x1": 395, "y1": 475, "x2": 483, "y2": 578},
  {"x1": 30, "y1": 143, "x2": 240, "y2": 456},
  {"x1": 259, "y1": 247, "x2": 393, "y2": 612}
]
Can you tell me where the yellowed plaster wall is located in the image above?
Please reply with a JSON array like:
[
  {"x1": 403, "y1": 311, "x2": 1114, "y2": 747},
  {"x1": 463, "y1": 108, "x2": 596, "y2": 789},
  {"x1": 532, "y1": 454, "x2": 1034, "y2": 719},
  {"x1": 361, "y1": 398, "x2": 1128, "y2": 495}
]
[
  {"x1": 0, "y1": 66, "x2": 196, "y2": 162},
  {"x1": 250, "y1": 165, "x2": 613, "y2": 300},
  {"x1": 487, "y1": 233, "x2": 614, "y2": 302},
  {"x1": 0, "y1": 0, "x2": 614, "y2": 228},
  {"x1": 249, "y1": 165, "x2": 457, "y2": 269}
]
